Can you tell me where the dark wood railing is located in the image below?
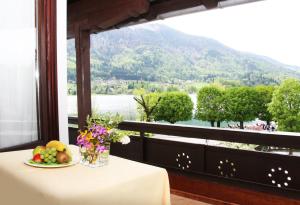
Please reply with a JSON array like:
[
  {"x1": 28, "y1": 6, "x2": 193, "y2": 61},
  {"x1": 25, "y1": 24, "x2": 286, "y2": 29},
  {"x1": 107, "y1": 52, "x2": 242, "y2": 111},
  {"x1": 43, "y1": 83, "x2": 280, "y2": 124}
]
[
  {"x1": 68, "y1": 118, "x2": 300, "y2": 200},
  {"x1": 118, "y1": 121, "x2": 300, "y2": 149},
  {"x1": 68, "y1": 116, "x2": 78, "y2": 125}
]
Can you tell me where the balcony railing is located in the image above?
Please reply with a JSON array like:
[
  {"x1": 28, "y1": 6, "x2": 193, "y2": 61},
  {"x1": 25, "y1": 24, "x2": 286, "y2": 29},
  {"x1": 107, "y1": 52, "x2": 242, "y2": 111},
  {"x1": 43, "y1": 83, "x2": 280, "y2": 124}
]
[{"x1": 68, "y1": 118, "x2": 300, "y2": 200}]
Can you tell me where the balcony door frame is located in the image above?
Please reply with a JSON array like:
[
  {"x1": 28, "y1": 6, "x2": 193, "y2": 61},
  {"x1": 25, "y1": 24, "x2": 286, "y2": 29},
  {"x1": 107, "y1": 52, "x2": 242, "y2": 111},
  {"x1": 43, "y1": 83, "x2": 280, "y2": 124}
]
[{"x1": 0, "y1": 0, "x2": 59, "y2": 152}]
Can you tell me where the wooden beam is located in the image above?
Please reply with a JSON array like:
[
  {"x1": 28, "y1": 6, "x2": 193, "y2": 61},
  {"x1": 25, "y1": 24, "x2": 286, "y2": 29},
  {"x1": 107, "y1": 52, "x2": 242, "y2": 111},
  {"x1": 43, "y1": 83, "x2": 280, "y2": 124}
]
[
  {"x1": 202, "y1": 0, "x2": 218, "y2": 9},
  {"x1": 117, "y1": 0, "x2": 220, "y2": 26},
  {"x1": 68, "y1": 0, "x2": 149, "y2": 38},
  {"x1": 75, "y1": 25, "x2": 91, "y2": 129}
]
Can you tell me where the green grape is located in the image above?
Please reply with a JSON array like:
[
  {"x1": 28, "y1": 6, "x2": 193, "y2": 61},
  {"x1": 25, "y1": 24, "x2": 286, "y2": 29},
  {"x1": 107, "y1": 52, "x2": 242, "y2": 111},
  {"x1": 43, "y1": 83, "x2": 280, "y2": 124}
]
[
  {"x1": 44, "y1": 158, "x2": 48, "y2": 163},
  {"x1": 48, "y1": 155, "x2": 53, "y2": 160},
  {"x1": 41, "y1": 150, "x2": 45, "y2": 155},
  {"x1": 51, "y1": 147, "x2": 56, "y2": 152},
  {"x1": 51, "y1": 158, "x2": 56, "y2": 163},
  {"x1": 52, "y1": 151, "x2": 57, "y2": 156},
  {"x1": 45, "y1": 153, "x2": 49, "y2": 158}
]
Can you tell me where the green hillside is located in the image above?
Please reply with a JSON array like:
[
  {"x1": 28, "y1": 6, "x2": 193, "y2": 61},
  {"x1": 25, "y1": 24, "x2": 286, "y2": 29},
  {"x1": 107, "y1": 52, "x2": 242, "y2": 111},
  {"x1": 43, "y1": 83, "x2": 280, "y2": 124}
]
[{"x1": 67, "y1": 24, "x2": 300, "y2": 92}]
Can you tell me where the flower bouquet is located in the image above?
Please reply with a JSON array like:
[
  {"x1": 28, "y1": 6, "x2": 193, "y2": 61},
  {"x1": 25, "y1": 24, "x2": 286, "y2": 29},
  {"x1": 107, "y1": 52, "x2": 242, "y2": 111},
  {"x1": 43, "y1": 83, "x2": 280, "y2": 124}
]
[{"x1": 77, "y1": 113, "x2": 130, "y2": 167}]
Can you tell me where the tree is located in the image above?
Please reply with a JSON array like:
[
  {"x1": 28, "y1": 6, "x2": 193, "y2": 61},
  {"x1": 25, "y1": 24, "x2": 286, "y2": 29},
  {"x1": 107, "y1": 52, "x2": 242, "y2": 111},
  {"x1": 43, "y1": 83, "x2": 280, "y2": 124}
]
[
  {"x1": 255, "y1": 85, "x2": 275, "y2": 125},
  {"x1": 154, "y1": 92, "x2": 193, "y2": 124},
  {"x1": 134, "y1": 93, "x2": 161, "y2": 122},
  {"x1": 224, "y1": 87, "x2": 258, "y2": 129},
  {"x1": 268, "y1": 79, "x2": 300, "y2": 132},
  {"x1": 167, "y1": 85, "x2": 180, "y2": 92},
  {"x1": 195, "y1": 85, "x2": 225, "y2": 127}
]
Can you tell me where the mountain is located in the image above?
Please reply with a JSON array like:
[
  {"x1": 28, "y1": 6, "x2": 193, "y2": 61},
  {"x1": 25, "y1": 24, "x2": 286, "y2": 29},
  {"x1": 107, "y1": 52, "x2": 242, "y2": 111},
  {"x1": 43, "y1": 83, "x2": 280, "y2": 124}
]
[{"x1": 67, "y1": 24, "x2": 300, "y2": 86}]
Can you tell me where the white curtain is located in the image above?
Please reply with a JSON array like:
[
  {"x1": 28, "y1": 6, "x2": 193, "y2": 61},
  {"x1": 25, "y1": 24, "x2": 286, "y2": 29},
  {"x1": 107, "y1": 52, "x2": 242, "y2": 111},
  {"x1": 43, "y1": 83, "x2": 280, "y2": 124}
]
[{"x1": 0, "y1": 0, "x2": 38, "y2": 148}]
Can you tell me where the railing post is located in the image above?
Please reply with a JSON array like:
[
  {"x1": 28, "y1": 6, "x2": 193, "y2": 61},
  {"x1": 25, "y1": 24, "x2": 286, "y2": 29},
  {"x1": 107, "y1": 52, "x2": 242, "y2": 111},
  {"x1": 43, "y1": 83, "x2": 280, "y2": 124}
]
[
  {"x1": 74, "y1": 23, "x2": 91, "y2": 130},
  {"x1": 140, "y1": 131, "x2": 145, "y2": 162}
]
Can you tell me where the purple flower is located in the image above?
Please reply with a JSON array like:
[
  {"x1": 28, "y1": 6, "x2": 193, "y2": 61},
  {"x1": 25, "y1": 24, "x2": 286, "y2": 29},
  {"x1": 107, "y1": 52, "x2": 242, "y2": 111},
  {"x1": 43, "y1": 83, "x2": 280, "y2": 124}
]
[
  {"x1": 77, "y1": 135, "x2": 86, "y2": 146},
  {"x1": 77, "y1": 124, "x2": 111, "y2": 148},
  {"x1": 96, "y1": 145, "x2": 106, "y2": 153},
  {"x1": 90, "y1": 124, "x2": 108, "y2": 139}
]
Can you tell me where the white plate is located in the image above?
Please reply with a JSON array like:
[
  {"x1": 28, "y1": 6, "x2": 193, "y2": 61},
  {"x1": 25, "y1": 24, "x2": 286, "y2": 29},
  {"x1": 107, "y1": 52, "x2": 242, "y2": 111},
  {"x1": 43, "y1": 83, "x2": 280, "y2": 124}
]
[{"x1": 24, "y1": 158, "x2": 79, "y2": 168}]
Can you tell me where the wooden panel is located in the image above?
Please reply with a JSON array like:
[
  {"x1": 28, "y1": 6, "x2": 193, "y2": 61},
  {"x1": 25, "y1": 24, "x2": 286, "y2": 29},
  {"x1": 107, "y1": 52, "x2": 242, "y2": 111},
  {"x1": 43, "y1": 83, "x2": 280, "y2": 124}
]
[
  {"x1": 111, "y1": 136, "x2": 144, "y2": 162},
  {"x1": 205, "y1": 146, "x2": 300, "y2": 192},
  {"x1": 145, "y1": 138, "x2": 205, "y2": 173},
  {"x1": 169, "y1": 172, "x2": 300, "y2": 205}
]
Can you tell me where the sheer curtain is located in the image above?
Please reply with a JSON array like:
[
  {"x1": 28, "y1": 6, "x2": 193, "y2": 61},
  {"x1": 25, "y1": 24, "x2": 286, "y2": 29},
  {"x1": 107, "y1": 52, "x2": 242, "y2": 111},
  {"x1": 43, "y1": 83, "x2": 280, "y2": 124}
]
[{"x1": 0, "y1": 0, "x2": 38, "y2": 148}]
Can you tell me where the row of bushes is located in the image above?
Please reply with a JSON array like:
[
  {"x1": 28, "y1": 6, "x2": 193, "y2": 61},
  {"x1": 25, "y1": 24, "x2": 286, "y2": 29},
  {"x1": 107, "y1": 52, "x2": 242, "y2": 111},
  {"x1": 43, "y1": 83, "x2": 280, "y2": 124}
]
[{"x1": 135, "y1": 79, "x2": 300, "y2": 132}]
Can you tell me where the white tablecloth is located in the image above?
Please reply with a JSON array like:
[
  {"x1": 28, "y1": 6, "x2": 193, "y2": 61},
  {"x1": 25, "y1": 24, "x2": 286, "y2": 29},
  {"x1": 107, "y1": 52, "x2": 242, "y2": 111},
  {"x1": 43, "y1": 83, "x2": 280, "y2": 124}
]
[{"x1": 0, "y1": 145, "x2": 170, "y2": 205}]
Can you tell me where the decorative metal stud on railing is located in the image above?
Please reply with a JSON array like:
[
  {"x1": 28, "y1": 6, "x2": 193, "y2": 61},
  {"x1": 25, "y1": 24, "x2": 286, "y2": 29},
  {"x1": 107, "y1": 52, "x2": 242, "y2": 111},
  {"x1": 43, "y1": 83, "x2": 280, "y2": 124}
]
[
  {"x1": 267, "y1": 167, "x2": 292, "y2": 188},
  {"x1": 218, "y1": 159, "x2": 237, "y2": 178},
  {"x1": 176, "y1": 152, "x2": 192, "y2": 170}
]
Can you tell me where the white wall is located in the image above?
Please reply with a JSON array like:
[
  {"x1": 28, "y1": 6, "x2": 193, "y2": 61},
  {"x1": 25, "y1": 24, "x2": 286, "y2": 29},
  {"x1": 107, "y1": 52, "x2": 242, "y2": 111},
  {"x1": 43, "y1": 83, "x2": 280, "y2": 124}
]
[{"x1": 57, "y1": 0, "x2": 69, "y2": 144}]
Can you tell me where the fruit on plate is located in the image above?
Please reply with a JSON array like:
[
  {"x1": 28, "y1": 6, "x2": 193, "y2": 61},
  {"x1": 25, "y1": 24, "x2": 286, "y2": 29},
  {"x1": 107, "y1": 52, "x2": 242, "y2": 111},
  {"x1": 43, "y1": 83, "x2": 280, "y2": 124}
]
[
  {"x1": 41, "y1": 147, "x2": 58, "y2": 164},
  {"x1": 65, "y1": 147, "x2": 73, "y2": 162},
  {"x1": 56, "y1": 152, "x2": 69, "y2": 164},
  {"x1": 31, "y1": 141, "x2": 72, "y2": 165},
  {"x1": 46, "y1": 140, "x2": 65, "y2": 152},
  {"x1": 32, "y1": 146, "x2": 46, "y2": 156},
  {"x1": 33, "y1": 154, "x2": 42, "y2": 163}
]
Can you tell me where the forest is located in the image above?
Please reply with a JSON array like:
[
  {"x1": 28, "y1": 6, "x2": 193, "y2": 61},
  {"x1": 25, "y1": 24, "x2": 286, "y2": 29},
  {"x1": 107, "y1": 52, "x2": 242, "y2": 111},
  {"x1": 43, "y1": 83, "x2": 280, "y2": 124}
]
[{"x1": 67, "y1": 24, "x2": 300, "y2": 95}]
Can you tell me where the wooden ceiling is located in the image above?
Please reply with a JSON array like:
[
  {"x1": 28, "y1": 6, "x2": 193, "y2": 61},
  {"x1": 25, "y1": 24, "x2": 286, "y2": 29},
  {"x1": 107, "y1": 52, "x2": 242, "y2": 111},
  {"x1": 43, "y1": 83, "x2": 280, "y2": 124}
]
[
  {"x1": 67, "y1": 0, "x2": 79, "y2": 4},
  {"x1": 67, "y1": 0, "x2": 257, "y2": 38},
  {"x1": 68, "y1": 0, "x2": 150, "y2": 38},
  {"x1": 67, "y1": 0, "x2": 157, "y2": 5}
]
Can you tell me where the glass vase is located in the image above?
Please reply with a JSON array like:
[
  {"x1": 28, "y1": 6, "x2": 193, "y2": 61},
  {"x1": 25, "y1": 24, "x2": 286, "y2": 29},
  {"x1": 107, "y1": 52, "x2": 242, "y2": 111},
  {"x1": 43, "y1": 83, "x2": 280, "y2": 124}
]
[{"x1": 79, "y1": 143, "x2": 110, "y2": 168}]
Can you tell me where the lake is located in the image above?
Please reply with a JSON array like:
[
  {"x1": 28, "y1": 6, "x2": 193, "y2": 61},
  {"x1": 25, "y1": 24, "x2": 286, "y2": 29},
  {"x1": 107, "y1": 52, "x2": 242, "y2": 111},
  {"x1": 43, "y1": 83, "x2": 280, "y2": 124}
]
[
  {"x1": 68, "y1": 94, "x2": 226, "y2": 127},
  {"x1": 69, "y1": 94, "x2": 144, "y2": 120},
  {"x1": 68, "y1": 94, "x2": 197, "y2": 119}
]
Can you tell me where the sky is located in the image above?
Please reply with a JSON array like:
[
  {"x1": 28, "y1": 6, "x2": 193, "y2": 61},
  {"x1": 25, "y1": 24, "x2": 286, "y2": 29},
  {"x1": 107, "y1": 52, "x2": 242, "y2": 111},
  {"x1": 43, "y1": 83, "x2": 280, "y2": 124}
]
[{"x1": 158, "y1": 0, "x2": 300, "y2": 67}]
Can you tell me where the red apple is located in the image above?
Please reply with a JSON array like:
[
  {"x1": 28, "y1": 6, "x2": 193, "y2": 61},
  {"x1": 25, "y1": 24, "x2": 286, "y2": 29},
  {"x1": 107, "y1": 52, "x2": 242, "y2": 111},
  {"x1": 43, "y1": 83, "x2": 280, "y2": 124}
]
[{"x1": 33, "y1": 154, "x2": 42, "y2": 163}]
